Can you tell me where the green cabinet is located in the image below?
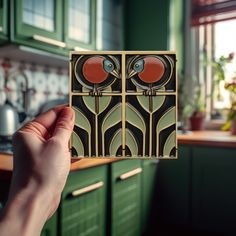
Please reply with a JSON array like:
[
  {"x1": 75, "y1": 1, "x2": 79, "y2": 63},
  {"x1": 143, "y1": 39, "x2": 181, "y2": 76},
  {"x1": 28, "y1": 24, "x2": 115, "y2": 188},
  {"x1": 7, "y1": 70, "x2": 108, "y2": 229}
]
[
  {"x1": 12, "y1": 0, "x2": 97, "y2": 54},
  {"x1": 59, "y1": 165, "x2": 108, "y2": 236},
  {"x1": 13, "y1": 0, "x2": 65, "y2": 53},
  {"x1": 64, "y1": 0, "x2": 96, "y2": 50},
  {"x1": 110, "y1": 160, "x2": 142, "y2": 236},
  {"x1": 155, "y1": 144, "x2": 236, "y2": 235},
  {"x1": 155, "y1": 145, "x2": 191, "y2": 226},
  {"x1": 0, "y1": 0, "x2": 8, "y2": 41},
  {"x1": 192, "y1": 146, "x2": 236, "y2": 235},
  {"x1": 141, "y1": 159, "x2": 159, "y2": 233},
  {"x1": 41, "y1": 213, "x2": 57, "y2": 236}
]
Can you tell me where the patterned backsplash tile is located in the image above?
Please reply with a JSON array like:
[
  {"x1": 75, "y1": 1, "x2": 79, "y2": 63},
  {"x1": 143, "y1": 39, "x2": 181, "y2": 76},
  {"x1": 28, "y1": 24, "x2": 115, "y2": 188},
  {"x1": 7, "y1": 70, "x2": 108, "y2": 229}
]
[{"x1": 0, "y1": 58, "x2": 69, "y2": 117}]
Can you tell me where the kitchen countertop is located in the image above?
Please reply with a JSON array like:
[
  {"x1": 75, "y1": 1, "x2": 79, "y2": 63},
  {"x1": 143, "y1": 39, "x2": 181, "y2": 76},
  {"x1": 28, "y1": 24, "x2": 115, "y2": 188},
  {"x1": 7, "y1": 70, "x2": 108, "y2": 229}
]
[
  {"x1": 1, "y1": 131, "x2": 236, "y2": 177},
  {"x1": 0, "y1": 153, "x2": 118, "y2": 178},
  {"x1": 178, "y1": 130, "x2": 236, "y2": 148}
]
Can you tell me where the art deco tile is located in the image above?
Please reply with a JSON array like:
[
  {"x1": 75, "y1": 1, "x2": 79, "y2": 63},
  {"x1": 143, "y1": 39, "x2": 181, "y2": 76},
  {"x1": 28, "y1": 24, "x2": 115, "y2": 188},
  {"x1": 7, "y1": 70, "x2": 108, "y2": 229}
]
[
  {"x1": 70, "y1": 53, "x2": 122, "y2": 93},
  {"x1": 70, "y1": 51, "x2": 177, "y2": 159},
  {"x1": 71, "y1": 95, "x2": 122, "y2": 157}
]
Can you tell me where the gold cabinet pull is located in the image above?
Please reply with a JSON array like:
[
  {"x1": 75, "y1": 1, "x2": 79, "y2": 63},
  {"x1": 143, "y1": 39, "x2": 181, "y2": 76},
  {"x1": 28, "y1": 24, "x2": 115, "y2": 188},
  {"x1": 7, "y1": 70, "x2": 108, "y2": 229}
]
[
  {"x1": 119, "y1": 167, "x2": 143, "y2": 180},
  {"x1": 33, "y1": 34, "x2": 66, "y2": 48},
  {"x1": 71, "y1": 181, "x2": 104, "y2": 197}
]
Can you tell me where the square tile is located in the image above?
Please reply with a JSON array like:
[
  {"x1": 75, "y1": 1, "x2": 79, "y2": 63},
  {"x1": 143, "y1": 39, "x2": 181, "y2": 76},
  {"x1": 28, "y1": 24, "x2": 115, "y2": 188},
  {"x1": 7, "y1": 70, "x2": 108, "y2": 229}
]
[{"x1": 70, "y1": 51, "x2": 177, "y2": 159}]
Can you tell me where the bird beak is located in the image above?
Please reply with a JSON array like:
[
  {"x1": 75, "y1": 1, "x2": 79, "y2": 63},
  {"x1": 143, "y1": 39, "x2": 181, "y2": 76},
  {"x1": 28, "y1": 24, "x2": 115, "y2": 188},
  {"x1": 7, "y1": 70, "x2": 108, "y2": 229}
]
[
  {"x1": 128, "y1": 69, "x2": 137, "y2": 78},
  {"x1": 110, "y1": 70, "x2": 120, "y2": 78}
]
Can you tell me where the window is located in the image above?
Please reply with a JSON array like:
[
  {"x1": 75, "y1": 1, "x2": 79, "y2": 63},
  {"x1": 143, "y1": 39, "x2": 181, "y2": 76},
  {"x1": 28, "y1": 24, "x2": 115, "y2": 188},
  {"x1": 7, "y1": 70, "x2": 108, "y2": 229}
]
[{"x1": 191, "y1": 0, "x2": 236, "y2": 119}]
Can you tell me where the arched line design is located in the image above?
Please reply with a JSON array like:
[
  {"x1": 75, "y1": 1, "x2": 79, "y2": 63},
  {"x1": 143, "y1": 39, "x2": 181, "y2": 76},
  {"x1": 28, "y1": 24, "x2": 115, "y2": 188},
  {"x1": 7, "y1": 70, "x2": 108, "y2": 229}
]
[
  {"x1": 163, "y1": 130, "x2": 176, "y2": 157},
  {"x1": 109, "y1": 129, "x2": 138, "y2": 157},
  {"x1": 73, "y1": 106, "x2": 91, "y2": 156},
  {"x1": 72, "y1": 131, "x2": 85, "y2": 157},
  {"x1": 126, "y1": 103, "x2": 146, "y2": 156},
  {"x1": 156, "y1": 106, "x2": 176, "y2": 157},
  {"x1": 102, "y1": 103, "x2": 122, "y2": 156}
]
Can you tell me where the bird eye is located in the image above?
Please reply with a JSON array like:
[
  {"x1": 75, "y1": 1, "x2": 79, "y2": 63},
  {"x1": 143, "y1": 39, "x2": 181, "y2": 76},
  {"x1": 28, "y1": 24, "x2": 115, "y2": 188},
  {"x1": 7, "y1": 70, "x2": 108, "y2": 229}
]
[
  {"x1": 108, "y1": 64, "x2": 112, "y2": 68},
  {"x1": 135, "y1": 64, "x2": 139, "y2": 68}
]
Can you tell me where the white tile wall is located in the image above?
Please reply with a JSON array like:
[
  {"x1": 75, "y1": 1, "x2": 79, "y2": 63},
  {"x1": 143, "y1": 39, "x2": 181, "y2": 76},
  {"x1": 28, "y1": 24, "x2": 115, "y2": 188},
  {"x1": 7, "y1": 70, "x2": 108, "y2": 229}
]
[{"x1": 0, "y1": 58, "x2": 69, "y2": 116}]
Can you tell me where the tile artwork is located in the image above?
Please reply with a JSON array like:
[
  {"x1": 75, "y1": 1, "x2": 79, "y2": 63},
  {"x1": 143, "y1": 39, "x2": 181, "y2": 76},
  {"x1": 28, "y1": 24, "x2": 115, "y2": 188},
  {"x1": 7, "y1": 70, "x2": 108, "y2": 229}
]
[{"x1": 70, "y1": 51, "x2": 177, "y2": 159}]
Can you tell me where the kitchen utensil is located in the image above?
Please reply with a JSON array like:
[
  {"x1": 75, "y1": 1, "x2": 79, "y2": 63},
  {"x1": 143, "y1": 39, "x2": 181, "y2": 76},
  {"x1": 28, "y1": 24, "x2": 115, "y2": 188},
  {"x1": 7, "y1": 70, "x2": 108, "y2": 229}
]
[{"x1": 0, "y1": 100, "x2": 19, "y2": 138}]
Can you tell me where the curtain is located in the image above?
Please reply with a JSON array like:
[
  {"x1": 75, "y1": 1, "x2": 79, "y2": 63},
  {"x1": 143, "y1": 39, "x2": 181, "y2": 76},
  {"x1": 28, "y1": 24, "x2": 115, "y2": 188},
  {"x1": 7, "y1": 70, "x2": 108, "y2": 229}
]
[{"x1": 192, "y1": 0, "x2": 236, "y2": 26}]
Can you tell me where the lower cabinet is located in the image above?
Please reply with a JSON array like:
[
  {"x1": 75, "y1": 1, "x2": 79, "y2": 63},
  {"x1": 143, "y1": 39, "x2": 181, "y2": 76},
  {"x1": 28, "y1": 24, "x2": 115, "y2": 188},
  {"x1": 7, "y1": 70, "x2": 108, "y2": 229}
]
[
  {"x1": 192, "y1": 146, "x2": 236, "y2": 235},
  {"x1": 155, "y1": 145, "x2": 191, "y2": 226},
  {"x1": 110, "y1": 160, "x2": 142, "y2": 236},
  {"x1": 141, "y1": 159, "x2": 159, "y2": 233},
  {"x1": 59, "y1": 165, "x2": 108, "y2": 236}
]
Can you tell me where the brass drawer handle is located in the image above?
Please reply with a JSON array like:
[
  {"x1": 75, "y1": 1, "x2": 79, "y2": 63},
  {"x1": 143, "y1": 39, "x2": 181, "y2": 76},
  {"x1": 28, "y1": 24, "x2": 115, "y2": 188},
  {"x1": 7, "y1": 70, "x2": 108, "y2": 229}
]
[
  {"x1": 119, "y1": 167, "x2": 143, "y2": 180},
  {"x1": 71, "y1": 181, "x2": 104, "y2": 197},
  {"x1": 33, "y1": 34, "x2": 66, "y2": 48}
]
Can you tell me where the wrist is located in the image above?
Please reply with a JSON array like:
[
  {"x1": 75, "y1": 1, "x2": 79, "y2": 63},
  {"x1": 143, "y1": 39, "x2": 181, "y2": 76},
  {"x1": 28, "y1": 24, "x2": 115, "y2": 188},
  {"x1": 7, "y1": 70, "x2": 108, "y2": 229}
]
[{"x1": 0, "y1": 183, "x2": 53, "y2": 236}]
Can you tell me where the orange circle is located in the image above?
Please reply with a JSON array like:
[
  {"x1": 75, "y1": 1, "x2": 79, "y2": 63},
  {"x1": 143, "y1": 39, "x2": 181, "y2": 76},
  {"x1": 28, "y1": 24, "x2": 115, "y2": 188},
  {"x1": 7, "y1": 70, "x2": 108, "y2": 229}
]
[
  {"x1": 138, "y1": 57, "x2": 165, "y2": 83},
  {"x1": 82, "y1": 57, "x2": 108, "y2": 83}
]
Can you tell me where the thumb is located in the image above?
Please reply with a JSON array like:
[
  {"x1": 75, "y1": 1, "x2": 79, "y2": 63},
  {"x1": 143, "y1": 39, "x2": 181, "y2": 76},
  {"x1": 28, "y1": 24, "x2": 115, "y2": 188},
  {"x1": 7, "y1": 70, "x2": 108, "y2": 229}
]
[{"x1": 53, "y1": 107, "x2": 74, "y2": 144}]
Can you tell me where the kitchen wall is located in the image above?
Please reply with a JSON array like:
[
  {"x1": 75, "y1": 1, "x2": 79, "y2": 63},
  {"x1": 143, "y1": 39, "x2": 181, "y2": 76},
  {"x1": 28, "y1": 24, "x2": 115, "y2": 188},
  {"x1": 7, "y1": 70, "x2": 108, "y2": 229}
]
[{"x1": 0, "y1": 59, "x2": 69, "y2": 117}]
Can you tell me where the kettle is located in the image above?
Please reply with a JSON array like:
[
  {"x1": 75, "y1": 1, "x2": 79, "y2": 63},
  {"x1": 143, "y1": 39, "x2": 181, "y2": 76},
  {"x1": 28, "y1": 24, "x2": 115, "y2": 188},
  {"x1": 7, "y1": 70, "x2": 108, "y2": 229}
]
[{"x1": 0, "y1": 100, "x2": 19, "y2": 138}]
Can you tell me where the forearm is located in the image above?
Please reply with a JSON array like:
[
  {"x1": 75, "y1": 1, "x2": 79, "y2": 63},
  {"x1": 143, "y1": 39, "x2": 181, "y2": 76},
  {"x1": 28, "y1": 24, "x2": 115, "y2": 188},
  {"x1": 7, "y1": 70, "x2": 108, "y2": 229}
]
[{"x1": 0, "y1": 184, "x2": 51, "y2": 236}]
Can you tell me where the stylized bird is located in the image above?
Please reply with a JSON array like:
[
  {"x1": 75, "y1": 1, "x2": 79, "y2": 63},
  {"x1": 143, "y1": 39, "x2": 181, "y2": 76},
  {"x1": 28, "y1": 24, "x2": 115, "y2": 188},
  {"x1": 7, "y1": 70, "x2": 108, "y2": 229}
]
[
  {"x1": 128, "y1": 56, "x2": 165, "y2": 83},
  {"x1": 82, "y1": 56, "x2": 119, "y2": 84}
]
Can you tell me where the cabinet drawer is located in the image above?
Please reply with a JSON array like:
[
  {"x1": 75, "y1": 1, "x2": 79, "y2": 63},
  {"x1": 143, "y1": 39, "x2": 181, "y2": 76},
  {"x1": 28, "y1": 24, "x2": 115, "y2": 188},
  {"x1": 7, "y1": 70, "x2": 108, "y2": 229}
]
[
  {"x1": 60, "y1": 165, "x2": 108, "y2": 236},
  {"x1": 111, "y1": 160, "x2": 142, "y2": 236}
]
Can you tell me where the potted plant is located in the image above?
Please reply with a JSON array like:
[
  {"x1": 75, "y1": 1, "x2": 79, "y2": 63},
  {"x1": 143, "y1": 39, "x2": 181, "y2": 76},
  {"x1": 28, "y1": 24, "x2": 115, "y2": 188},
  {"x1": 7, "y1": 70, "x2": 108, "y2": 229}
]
[
  {"x1": 183, "y1": 83, "x2": 206, "y2": 131},
  {"x1": 207, "y1": 52, "x2": 234, "y2": 119},
  {"x1": 222, "y1": 79, "x2": 236, "y2": 134}
]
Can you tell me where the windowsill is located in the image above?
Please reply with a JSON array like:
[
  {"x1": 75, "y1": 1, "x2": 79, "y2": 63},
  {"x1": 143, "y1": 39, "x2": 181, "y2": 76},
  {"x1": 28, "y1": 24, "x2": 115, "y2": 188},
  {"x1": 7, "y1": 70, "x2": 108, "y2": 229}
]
[{"x1": 204, "y1": 119, "x2": 226, "y2": 130}]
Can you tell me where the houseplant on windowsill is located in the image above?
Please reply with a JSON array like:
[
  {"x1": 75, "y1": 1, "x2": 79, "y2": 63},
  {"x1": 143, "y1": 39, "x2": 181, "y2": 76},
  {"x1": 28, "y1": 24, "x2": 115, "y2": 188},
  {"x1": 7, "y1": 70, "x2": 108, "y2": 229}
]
[
  {"x1": 208, "y1": 52, "x2": 234, "y2": 119},
  {"x1": 183, "y1": 84, "x2": 206, "y2": 131},
  {"x1": 222, "y1": 79, "x2": 236, "y2": 135}
]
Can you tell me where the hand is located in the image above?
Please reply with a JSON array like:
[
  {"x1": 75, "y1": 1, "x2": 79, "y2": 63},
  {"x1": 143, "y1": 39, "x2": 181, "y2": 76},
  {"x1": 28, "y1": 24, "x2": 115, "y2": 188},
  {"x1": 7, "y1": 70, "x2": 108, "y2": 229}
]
[{"x1": 0, "y1": 106, "x2": 75, "y2": 236}]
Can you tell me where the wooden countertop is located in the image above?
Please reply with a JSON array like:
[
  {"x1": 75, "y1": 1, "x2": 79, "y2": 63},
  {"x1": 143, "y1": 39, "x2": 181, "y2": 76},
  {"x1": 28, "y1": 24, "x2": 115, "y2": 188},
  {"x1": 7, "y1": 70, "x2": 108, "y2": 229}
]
[
  {"x1": 178, "y1": 130, "x2": 236, "y2": 148},
  {"x1": 0, "y1": 153, "x2": 118, "y2": 177},
  {"x1": 1, "y1": 131, "x2": 236, "y2": 176}
]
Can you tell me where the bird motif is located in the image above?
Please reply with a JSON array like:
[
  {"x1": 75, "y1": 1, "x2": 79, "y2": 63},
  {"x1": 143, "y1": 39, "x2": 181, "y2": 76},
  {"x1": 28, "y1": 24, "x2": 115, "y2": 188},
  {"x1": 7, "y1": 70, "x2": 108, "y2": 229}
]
[
  {"x1": 128, "y1": 56, "x2": 165, "y2": 83},
  {"x1": 82, "y1": 56, "x2": 119, "y2": 84}
]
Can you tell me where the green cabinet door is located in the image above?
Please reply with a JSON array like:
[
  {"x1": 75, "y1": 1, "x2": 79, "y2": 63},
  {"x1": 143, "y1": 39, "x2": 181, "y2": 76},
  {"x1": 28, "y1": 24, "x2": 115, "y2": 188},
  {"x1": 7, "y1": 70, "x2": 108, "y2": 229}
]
[
  {"x1": 141, "y1": 159, "x2": 159, "y2": 233},
  {"x1": 110, "y1": 160, "x2": 142, "y2": 236},
  {"x1": 64, "y1": 0, "x2": 96, "y2": 50},
  {"x1": 13, "y1": 0, "x2": 65, "y2": 53},
  {"x1": 0, "y1": 0, "x2": 8, "y2": 41},
  {"x1": 60, "y1": 165, "x2": 108, "y2": 236},
  {"x1": 155, "y1": 145, "x2": 191, "y2": 226},
  {"x1": 192, "y1": 146, "x2": 236, "y2": 235},
  {"x1": 41, "y1": 212, "x2": 57, "y2": 236}
]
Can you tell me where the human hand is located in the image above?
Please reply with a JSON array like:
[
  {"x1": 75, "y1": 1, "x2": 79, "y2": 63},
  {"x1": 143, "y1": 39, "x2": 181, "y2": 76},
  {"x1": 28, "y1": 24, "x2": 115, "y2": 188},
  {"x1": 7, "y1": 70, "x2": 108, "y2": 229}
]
[{"x1": 0, "y1": 106, "x2": 74, "y2": 236}]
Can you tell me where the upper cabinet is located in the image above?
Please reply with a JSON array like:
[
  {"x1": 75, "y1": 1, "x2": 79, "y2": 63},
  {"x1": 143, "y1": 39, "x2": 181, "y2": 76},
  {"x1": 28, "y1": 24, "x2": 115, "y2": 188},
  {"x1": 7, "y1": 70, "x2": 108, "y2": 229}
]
[
  {"x1": 64, "y1": 0, "x2": 96, "y2": 50},
  {"x1": 0, "y1": 0, "x2": 8, "y2": 41},
  {"x1": 5, "y1": 0, "x2": 123, "y2": 56},
  {"x1": 13, "y1": 0, "x2": 66, "y2": 53}
]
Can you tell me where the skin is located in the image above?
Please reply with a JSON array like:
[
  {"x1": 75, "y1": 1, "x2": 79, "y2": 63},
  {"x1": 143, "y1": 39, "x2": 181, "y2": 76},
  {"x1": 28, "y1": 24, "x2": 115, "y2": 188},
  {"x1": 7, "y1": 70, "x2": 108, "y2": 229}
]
[{"x1": 0, "y1": 105, "x2": 75, "y2": 236}]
